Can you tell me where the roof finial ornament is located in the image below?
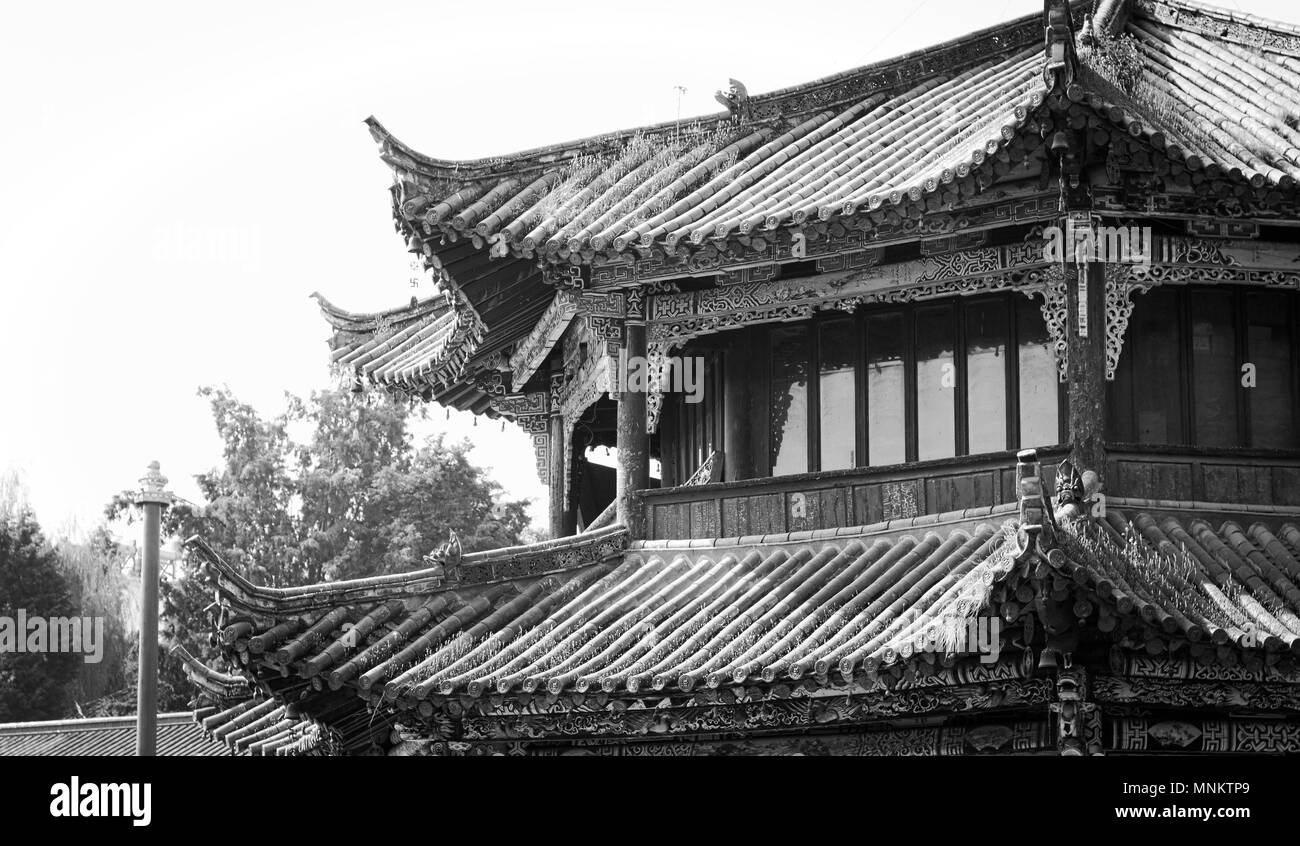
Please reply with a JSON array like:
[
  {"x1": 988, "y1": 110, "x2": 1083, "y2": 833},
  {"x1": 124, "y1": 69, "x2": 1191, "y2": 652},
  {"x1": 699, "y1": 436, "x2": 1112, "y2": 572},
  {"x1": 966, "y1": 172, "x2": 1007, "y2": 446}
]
[
  {"x1": 1043, "y1": 0, "x2": 1079, "y2": 92},
  {"x1": 1053, "y1": 459, "x2": 1101, "y2": 522},
  {"x1": 425, "y1": 529, "x2": 463, "y2": 582},
  {"x1": 714, "y1": 79, "x2": 751, "y2": 122},
  {"x1": 135, "y1": 460, "x2": 173, "y2": 507}
]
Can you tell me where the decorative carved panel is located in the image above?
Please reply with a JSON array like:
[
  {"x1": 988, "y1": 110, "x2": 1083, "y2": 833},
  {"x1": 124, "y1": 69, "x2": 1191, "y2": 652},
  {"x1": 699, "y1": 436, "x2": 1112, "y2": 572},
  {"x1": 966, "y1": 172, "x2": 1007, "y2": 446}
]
[{"x1": 510, "y1": 292, "x2": 580, "y2": 387}]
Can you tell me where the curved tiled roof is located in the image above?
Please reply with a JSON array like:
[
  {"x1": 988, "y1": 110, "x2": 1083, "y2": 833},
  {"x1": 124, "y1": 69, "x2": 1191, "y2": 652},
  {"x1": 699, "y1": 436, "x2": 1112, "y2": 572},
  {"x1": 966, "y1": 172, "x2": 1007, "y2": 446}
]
[
  {"x1": 405, "y1": 521, "x2": 1020, "y2": 699},
  {"x1": 195, "y1": 696, "x2": 322, "y2": 756},
  {"x1": 172, "y1": 644, "x2": 252, "y2": 699},
  {"x1": 0, "y1": 712, "x2": 233, "y2": 757},
  {"x1": 377, "y1": 47, "x2": 1047, "y2": 263},
  {"x1": 1078, "y1": 508, "x2": 1300, "y2": 653},
  {"x1": 315, "y1": 290, "x2": 486, "y2": 394},
  {"x1": 199, "y1": 509, "x2": 1024, "y2": 714},
  {"x1": 368, "y1": 0, "x2": 1300, "y2": 268},
  {"x1": 182, "y1": 473, "x2": 1300, "y2": 752},
  {"x1": 1114, "y1": 12, "x2": 1300, "y2": 188},
  {"x1": 317, "y1": 0, "x2": 1300, "y2": 413}
]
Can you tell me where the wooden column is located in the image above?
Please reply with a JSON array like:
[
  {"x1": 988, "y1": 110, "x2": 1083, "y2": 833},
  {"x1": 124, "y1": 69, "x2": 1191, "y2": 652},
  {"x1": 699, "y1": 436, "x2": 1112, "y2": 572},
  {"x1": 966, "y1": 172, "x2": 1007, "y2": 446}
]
[
  {"x1": 547, "y1": 412, "x2": 568, "y2": 538},
  {"x1": 1066, "y1": 259, "x2": 1107, "y2": 481},
  {"x1": 548, "y1": 363, "x2": 569, "y2": 538},
  {"x1": 723, "y1": 330, "x2": 751, "y2": 482},
  {"x1": 617, "y1": 321, "x2": 649, "y2": 535}
]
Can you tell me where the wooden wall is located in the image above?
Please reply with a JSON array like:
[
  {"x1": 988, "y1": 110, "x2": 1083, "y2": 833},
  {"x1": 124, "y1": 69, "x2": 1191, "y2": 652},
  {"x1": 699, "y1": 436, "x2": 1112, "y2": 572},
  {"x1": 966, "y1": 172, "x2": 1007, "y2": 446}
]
[
  {"x1": 643, "y1": 450, "x2": 1064, "y2": 540},
  {"x1": 1107, "y1": 447, "x2": 1300, "y2": 506}
]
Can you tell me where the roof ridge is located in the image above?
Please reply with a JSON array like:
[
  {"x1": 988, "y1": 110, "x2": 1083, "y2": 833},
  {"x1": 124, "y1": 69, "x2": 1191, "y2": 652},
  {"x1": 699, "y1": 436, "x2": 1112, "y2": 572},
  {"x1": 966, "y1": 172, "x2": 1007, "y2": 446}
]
[
  {"x1": 366, "y1": 9, "x2": 1047, "y2": 178},
  {"x1": 1107, "y1": 496, "x2": 1300, "y2": 516},
  {"x1": 192, "y1": 524, "x2": 631, "y2": 614},
  {"x1": 0, "y1": 712, "x2": 197, "y2": 733},
  {"x1": 313, "y1": 290, "x2": 452, "y2": 332},
  {"x1": 1142, "y1": 0, "x2": 1300, "y2": 39}
]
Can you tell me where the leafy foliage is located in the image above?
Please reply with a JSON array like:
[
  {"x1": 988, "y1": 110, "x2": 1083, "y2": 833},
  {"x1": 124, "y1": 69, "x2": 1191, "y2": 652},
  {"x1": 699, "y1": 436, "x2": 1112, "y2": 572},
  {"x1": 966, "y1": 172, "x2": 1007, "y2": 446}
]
[
  {"x1": 0, "y1": 504, "x2": 81, "y2": 721},
  {"x1": 54, "y1": 528, "x2": 133, "y2": 712},
  {"x1": 103, "y1": 385, "x2": 533, "y2": 700},
  {"x1": 1083, "y1": 30, "x2": 1143, "y2": 97}
]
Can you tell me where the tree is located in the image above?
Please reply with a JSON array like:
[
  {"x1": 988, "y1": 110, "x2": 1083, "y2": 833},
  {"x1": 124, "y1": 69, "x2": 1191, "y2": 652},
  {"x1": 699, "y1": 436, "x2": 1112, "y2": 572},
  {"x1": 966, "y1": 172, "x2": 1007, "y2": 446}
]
[
  {"x1": 55, "y1": 526, "x2": 133, "y2": 714},
  {"x1": 0, "y1": 489, "x2": 81, "y2": 722},
  {"x1": 104, "y1": 385, "x2": 533, "y2": 698}
]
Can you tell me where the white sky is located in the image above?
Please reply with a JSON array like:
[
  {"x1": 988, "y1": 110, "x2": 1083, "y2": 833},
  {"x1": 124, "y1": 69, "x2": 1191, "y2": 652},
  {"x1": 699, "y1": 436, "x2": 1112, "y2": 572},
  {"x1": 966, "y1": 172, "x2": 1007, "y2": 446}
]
[{"x1": 3, "y1": 0, "x2": 1297, "y2": 538}]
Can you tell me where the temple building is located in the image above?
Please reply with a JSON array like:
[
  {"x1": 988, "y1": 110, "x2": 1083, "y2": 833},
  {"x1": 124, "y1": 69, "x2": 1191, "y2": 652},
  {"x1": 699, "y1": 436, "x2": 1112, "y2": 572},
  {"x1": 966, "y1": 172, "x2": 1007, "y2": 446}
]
[{"x1": 193, "y1": 0, "x2": 1300, "y2": 755}]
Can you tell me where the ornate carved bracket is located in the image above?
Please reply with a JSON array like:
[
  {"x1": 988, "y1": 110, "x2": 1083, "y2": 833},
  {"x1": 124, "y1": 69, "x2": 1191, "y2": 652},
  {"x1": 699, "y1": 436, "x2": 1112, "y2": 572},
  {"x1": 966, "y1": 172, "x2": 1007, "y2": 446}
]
[
  {"x1": 1032, "y1": 263, "x2": 1069, "y2": 383},
  {"x1": 473, "y1": 369, "x2": 509, "y2": 398},
  {"x1": 682, "y1": 450, "x2": 721, "y2": 486},
  {"x1": 1103, "y1": 264, "x2": 1155, "y2": 382},
  {"x1": 491, "y1": 391, "x2": 549, "y2": 417},
  {"x1": 543, "y1": 263, "x2": 587, "y2": 290},
  {"x1": 514, "y1": 414, "x2": 550, "y2": 486}
]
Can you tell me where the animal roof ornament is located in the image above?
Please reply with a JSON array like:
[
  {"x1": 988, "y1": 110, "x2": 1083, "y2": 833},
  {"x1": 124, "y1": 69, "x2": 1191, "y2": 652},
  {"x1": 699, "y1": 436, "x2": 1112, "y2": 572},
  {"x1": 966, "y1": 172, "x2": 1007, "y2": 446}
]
[
  {"x1": 713, "y1": 78, "x2": 751, "y2": 121},
  {"x1": 1053, "y1": 459, "x2": 1102, "y2": 523},
  {"x1": 425, "y1": 529, "x2": 463, "y2": 582}
]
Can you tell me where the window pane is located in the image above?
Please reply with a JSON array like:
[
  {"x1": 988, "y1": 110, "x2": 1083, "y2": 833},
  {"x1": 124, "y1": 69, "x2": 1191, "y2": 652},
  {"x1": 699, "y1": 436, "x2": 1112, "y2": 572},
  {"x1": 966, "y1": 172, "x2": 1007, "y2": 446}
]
[
  {"x1": 819, "y1": 318, "x2": 857, "y2": 470},
  {"x1": 1018, "y1": 296, "x2": 1061, "y2": 447},
  {"x1": 916, "y1": 305, "x2": 956, "y2": 460},
  {"x1": 866, "y1": 312, "x2": 906, "y2": 465},
  {"x1": 1190, "y1": 290, "x2": 1238, "y2": 447},
  {"x1": 1107, "y1": 339, "x2": 1134, "y2": 443},
  {"x1": 769, "y1": 326, "x2": 809, "y2": 475},
  {"x1": 1247, "y1": 292, "x2": 1297, "y2": 448},
  {"x1": 966, "y1": 299, "x2": 1008, "y2": 453},
  {"x1": 1131, "y1": 288, "x2": 1184, "y2": 444}
]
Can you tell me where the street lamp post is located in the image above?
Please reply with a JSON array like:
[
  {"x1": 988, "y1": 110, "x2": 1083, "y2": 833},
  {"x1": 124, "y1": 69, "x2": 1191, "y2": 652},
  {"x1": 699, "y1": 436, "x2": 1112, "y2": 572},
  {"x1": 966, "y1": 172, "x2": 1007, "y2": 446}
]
[{"x1": 134, "y1": 461, "x2": 171, "y2": 756}]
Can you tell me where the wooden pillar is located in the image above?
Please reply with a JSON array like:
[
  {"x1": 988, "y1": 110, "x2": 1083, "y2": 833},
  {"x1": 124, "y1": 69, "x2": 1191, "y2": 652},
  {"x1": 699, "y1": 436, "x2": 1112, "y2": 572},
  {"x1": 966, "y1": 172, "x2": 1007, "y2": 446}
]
[
  {"x1": 617, "y1": 321, "x2": 649, "y2": 535},
  {"x1": 563, "y1": 433, "x2": 581, "y2": 537},
  {"x1": 1066, "y1": 259, "x2": 1107, "y2": 481},
  {"x1": 547, "y1": 363, "x2": 570, "y2": 538},
  {"x1": 547, "y1": 412, "x2": 568, "y2": 538},
  {"x1": 723, "y1": 330, "x2": 751, "y2": 482}
]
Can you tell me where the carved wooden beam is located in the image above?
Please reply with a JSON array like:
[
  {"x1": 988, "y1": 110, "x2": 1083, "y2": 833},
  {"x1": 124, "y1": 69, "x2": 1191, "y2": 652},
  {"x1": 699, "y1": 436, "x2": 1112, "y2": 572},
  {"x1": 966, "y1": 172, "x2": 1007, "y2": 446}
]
[{"x1": 509, "y1": 291, "x2": 580, "y2": 388}]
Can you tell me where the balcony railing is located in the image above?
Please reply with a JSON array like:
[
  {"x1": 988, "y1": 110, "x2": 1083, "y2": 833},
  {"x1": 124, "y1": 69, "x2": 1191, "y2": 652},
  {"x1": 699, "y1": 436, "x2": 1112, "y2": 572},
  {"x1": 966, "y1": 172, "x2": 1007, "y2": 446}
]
[{"x1": 639, "y1": 446, "x2": 1068, "y2": 540}]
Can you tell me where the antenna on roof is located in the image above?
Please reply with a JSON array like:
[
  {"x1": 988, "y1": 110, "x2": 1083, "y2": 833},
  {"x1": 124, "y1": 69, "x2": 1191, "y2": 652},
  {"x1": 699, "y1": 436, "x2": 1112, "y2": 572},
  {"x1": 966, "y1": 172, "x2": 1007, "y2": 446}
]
[{"x1": 674, "y1": 86, "x2": 687, "y2": 144}]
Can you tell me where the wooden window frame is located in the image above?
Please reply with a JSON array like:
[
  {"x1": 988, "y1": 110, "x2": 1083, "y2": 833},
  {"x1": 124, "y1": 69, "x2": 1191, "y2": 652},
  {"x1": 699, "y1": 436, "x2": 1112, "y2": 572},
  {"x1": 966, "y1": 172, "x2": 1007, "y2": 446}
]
[
  {"x1": 746, "y1": 292, "x2": 1062, "y2": 480},
  {"x1": 1110, "y1": 286, "x2": 1300, "y2": 449}
]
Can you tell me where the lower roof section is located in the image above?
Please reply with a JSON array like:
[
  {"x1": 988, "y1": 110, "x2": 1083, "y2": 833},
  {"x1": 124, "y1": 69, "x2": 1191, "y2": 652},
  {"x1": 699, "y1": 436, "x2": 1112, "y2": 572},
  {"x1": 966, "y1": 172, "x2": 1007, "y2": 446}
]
[
  {"x1": 0, "y1": 712, "x2": 231, "y2": 757},
  {"x1": 188, "y1": 464, "x2": 1300, "y2": 750},
  {"x1": 315, "y1": 290, "x2": 487, "y2": 399}
]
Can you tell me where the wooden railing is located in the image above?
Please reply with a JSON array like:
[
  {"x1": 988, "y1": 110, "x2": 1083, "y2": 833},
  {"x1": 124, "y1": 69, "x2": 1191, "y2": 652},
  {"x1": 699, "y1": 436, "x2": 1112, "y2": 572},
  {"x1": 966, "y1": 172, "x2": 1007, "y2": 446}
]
[
  {"x1": 640, "y1": 447, "x2": 1068, "y2": 540},
  {"x1": 586, "y1": 450, "x2": 722, "y2": 533},
  {"x1": 638, "y1": 444, "x2": 1300, "y2": 541}
]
